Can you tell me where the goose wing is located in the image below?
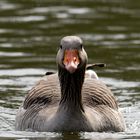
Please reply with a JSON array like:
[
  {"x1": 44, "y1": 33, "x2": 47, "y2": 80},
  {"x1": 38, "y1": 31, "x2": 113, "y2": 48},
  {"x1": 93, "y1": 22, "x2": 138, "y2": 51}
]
[
  {"x1": 23, "y1": 73, "x2": 61, "y2": 109},
  {"x1": 82, "y1": 72, "x2": 118, "y2": 110},
  {"x1": 23, "y1": 72, "x2": 118, "y2": 110}
]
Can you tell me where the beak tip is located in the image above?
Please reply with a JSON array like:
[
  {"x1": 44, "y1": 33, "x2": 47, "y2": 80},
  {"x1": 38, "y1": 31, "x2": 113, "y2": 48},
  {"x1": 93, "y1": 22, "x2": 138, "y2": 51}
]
[{"x1": 65, "y1": 62, "x2": 77, "y2": 73}]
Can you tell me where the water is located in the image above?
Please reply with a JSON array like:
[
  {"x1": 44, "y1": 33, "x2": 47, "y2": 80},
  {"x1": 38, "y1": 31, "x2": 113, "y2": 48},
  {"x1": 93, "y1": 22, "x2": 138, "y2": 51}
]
[{"x1": 0, "y1": 0, "x2": 140, "y2": 139}]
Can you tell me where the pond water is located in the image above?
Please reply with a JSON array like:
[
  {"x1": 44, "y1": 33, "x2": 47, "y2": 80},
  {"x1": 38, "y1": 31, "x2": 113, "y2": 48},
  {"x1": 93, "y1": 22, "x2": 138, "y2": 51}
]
[{"x1": 0, "y1": 0, "x2": 140, "y2": 139}]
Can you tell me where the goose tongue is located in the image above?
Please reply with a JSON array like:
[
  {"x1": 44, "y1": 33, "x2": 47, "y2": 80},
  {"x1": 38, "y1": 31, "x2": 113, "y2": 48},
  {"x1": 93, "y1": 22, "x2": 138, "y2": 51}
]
[{"x1": 63, "y1": 49, "x2": 80, "y2": 73}]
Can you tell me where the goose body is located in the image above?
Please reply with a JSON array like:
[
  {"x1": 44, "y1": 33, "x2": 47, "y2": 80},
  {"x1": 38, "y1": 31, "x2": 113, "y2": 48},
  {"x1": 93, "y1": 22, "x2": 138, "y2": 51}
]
[{"x1": 15, "y1": 36, "x2": 125, "y2": 132}]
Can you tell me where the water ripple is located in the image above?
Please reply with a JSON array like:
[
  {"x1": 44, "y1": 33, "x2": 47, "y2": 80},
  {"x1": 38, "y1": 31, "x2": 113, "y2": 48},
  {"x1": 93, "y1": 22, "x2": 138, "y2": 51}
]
[
  {"x1": 0, "y1": 68, "x2": 47, "y2": 76},
  {"x1": 0, "y1": 52, "x2": 30, "y2": 57},
  {"x1": 0, "y1": 1, "x2": 19, "y2": 10},
  {"x1": 0, "y1": 15, "x2": 46, "y2": 23}
]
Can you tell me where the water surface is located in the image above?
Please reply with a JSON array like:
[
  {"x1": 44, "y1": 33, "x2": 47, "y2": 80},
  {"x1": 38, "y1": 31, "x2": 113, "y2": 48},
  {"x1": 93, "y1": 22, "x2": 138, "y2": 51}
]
[{"x1": 0, "y1": 0, "x2": 140, "y2": 139}]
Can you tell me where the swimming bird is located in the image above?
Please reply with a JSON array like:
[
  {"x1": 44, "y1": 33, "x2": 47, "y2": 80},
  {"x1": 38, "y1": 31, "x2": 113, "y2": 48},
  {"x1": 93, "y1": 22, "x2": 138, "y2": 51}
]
[{"x1": 15, "y1": 36, "x2": 125, "y2": 132}]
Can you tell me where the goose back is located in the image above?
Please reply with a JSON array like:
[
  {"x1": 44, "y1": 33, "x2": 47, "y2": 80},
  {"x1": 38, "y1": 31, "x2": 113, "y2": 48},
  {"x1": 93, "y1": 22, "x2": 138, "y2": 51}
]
[{"x1": 15, "y1": 72, "x2": 125, "y2": 132}]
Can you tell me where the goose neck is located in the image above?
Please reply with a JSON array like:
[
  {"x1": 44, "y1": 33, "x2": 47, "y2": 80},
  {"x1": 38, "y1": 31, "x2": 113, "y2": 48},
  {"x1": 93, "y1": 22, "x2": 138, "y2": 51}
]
[{"x1": 58, "y1": 66, "x2": 85, "y2": 112}]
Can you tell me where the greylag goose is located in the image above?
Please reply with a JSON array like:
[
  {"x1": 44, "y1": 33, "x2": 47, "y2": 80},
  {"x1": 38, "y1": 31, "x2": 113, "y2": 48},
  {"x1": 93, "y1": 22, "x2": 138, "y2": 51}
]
[{"x1": 15, "y1": 36, "x2": 125, "y2": 132}]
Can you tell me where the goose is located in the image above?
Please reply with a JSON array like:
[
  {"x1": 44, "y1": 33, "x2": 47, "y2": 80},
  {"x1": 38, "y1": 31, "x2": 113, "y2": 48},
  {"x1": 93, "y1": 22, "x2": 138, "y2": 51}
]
[{"x1": 15, "y1": 36, "x2": 125, "y2": 132}]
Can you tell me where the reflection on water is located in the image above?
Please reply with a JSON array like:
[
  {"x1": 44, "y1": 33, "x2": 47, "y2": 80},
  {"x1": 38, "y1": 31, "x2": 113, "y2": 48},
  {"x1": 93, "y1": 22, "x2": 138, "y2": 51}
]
[{"x1": 0, "y1": 0, "x2": 140, "y2": 139}]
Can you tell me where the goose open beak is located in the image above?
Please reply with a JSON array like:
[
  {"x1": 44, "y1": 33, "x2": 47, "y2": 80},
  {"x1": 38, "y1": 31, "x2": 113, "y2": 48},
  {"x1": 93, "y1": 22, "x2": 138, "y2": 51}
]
[{"x1": 63, "y1": 49, "x2": 80, "y2": 73}]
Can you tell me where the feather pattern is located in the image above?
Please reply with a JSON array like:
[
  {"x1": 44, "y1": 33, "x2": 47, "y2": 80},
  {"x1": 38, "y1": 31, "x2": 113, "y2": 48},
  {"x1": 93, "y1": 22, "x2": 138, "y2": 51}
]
[
  {"x1": 16, "y1": 72, "x2": 125, "y2": 132},
  {"x1": 15, "y1": 36, "x2": 125, "y2": 132}
]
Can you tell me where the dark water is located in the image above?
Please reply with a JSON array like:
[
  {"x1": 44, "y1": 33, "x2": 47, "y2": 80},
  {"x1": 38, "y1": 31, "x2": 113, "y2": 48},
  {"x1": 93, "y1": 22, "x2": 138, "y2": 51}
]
[{"x1": 0, "y1": 0, "x2": 140, "y2": 139}]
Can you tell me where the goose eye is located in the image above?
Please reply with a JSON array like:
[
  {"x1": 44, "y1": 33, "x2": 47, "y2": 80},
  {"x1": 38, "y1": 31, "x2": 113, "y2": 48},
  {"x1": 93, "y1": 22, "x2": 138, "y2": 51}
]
[
  {"x1": 60, "y1": 45, "x2": 62, "y2": 49},
  {"x1": 80, "y1": 44, "x2": 83, "y2": 49}
]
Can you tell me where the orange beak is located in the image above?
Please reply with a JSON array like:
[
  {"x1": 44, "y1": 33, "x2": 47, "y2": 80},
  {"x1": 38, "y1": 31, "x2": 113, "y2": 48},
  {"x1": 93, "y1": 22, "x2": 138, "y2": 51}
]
[{"x1": 63, "y1": 49, "x2": 80, "y2": 73}]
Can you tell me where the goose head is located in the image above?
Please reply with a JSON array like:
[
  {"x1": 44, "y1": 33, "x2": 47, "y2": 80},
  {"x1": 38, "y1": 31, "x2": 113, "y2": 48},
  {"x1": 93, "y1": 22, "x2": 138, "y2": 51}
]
[{"x1": 56, "y1": 36, "x2": 88, "y2": 73}]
